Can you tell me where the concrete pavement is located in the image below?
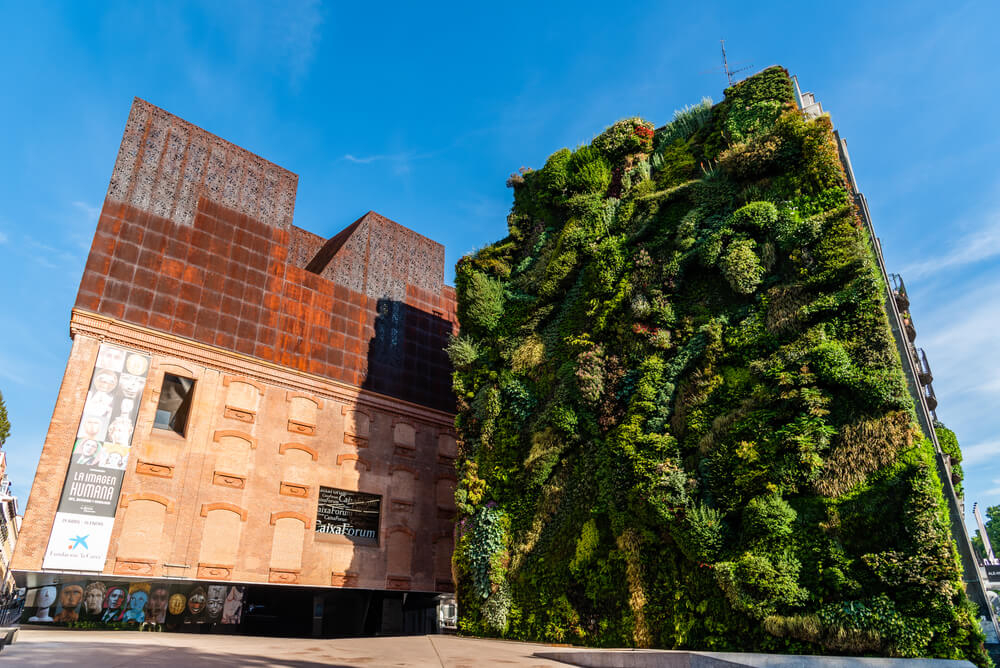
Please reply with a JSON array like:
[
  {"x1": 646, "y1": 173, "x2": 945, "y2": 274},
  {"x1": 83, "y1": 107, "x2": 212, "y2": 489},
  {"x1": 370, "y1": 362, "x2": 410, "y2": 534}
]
[{"x1": 1, "y1": 629, "x2": 571, "y2": 667}]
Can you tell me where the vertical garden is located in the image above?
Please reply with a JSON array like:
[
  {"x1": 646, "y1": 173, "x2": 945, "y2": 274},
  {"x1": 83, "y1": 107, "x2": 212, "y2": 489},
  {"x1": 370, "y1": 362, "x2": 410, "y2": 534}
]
[{"x1": 448, "y1": 66, "x2": 987, "y2": 665}]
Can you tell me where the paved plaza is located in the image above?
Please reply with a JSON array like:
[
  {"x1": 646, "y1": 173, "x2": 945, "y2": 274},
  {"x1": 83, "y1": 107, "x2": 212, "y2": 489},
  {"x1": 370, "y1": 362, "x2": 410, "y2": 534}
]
[{"x1": 1, "y1": 629, "x2": 568, "y2": 667}]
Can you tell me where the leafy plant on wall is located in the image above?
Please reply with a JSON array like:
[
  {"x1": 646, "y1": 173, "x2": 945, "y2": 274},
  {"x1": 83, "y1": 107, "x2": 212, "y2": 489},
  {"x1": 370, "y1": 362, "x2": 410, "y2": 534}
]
[{"x1": 449, "y1": 67, "x2": 989, "y2": 666}]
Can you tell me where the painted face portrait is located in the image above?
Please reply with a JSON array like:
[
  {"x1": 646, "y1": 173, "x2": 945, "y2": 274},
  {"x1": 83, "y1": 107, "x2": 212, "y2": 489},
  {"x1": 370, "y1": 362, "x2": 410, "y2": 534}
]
[
  {"x1": 147, "y1": 586, "x2": 169, "y2": 624},
  {"x1": 104, "y1": 452, "x2": 124, "y2": 469},
  {"x1": 36, "y1": 586, "x2": 57, "y2": 609},
  {"x1": 59, "y1": 585, "x2": 83, "y2": 609},
  {"x1": 104, "y1": 586, "x2": 125, "y2": 610},
  {"x1": 106, "y1": 416, "x2": 132, "y2": 446},
  {"x1": 97, "y1": 347, "x2": 125, "y2": 372},
  {"x1": 83, "y1": 582, "x2": 106, "y2": 615},
  {"x1": 119, "y1": 374, "x2": 145, "y2": 399},
  {"x1": 78, "y1": 440, "x2": 100, "y2": 456},
  {"x1": 187, "y1": 587, "x2": 206, "y2": 616},
  {"x1": 168, "y1": 593, "x2": 187, "y2": 616},
  {"x1": 83, "y1": 391, "x2": 114, "y2": 418},
  {"x1": 118, "y1": 398, "x2": 135, "y2": 418},
  {"x1": 93, "y1": 371, "x2": 119, "y2": 394},
  {"x1": 128, "y1": 591, "x2": 147, "y2": 612},
  {"x1": 78, "y1": 416, "x2": 107, "y2": 441},
  {"x1": 125, "y1": 354, "x2": 148, "y2": 376},
  {"x1": 221, "y1": 587, "x2": 244, "y2": 624},
  {"x1": 101, "y1": 586, "x2": 128, "y2": 623},
  {"x1": 205, "y1": 585, "x2": 226, "y2": 620}
]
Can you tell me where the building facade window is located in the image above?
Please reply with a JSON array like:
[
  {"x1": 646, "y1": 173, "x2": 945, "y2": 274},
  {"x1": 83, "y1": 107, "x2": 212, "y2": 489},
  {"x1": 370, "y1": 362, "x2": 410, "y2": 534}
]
[{"x1": 154, "y1": 374, "x2": 195, "y2": 436}]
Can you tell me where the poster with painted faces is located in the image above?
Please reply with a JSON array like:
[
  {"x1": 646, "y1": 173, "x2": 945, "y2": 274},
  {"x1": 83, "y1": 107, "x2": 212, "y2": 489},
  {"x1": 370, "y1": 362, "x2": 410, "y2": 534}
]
[
  {"x1": 24, "y1": 580, "x2": 247, "y2": 627},
  {"x1": 43, "y1": 344, "x2": 151, "y2": 571}
]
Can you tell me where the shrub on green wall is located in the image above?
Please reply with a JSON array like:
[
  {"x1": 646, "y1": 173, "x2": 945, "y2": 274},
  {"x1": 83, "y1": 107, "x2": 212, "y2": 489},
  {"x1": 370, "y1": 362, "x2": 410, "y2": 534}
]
[{"x1": 449, "y1": 66, "x2": 988, "y2": 666}]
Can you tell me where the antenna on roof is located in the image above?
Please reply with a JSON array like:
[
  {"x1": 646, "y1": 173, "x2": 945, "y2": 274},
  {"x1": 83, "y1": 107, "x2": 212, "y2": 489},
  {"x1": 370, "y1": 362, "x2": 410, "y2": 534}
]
[{"x1": 701, "y1": 40, "x2": 753, "y2": 85}]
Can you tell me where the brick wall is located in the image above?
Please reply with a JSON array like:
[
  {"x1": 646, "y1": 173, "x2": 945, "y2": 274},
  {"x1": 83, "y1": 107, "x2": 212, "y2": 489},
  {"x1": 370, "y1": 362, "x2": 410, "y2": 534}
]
[{"x1": 13, "y1": 329, "x2": 458, "y2": 592}]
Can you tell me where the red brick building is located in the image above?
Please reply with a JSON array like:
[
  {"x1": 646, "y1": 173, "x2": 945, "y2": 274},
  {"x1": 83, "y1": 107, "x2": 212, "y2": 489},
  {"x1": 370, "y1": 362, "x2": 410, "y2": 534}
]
[{"x1": 12, "y1": 99, "x2": 458, "y2": 635}]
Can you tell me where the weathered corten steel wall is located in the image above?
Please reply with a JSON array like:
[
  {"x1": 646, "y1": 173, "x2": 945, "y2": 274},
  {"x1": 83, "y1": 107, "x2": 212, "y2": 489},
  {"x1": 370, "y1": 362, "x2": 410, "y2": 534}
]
[{"x1": 73, "y1": 98, "x2": 455, "y2": 412}]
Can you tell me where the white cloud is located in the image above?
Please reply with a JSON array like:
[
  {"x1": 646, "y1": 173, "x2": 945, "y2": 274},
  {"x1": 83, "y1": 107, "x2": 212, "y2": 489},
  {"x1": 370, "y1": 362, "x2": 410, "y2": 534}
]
[
  {"x1": 902, "y1": 208, "x2": 1000, "y2": 280},
  {"x1": 963, "y1": 441, "x2": 1000, "y2": 466},
  {"x1": 72, "y1": 201, "x2": 100, "y2": 223}
]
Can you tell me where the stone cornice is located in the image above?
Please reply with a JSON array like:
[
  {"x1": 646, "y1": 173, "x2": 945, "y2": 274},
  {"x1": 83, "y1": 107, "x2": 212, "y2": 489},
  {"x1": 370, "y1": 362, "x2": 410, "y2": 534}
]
[{"x1": 69, "y1": 308, "x2": 455, "y2": 427}]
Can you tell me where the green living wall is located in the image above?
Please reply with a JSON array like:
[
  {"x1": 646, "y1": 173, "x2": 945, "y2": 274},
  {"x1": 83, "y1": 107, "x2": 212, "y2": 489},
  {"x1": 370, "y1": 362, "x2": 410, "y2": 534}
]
[{"x1": 448, "y1": 67, "x2": 988, "y2": 665}]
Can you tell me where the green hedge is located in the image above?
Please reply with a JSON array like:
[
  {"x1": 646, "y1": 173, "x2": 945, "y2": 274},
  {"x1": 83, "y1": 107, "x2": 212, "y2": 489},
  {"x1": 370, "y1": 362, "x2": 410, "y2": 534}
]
[{"x1": 450, "y1": 66, "x2": 988, "y2": 666}]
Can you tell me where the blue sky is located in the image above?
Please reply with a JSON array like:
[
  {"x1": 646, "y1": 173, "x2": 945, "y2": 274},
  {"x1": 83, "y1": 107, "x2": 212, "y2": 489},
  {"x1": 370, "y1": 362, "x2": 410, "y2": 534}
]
[{"x1": 1, "y1": 1, "x2": 999, "y2": 533}]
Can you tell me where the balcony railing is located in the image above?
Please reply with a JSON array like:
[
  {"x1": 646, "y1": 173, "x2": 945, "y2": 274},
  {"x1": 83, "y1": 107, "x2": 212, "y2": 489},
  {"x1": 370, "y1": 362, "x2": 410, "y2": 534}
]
[
  {"x1": 916, "y1": 348, "x2": 934, "y2": 386},
  {"x1": 889, "y1": 273, "x2": 910, "y2": 312},
  {"x1": 924, "y1": 383, "x2": 938, "y2": 414}
]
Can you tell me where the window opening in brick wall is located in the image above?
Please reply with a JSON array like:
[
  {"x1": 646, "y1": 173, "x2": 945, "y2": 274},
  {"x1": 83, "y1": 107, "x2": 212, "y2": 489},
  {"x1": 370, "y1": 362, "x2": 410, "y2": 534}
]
[{"x1": 154, "y1": 374, "x2": 195, "y2": 436}]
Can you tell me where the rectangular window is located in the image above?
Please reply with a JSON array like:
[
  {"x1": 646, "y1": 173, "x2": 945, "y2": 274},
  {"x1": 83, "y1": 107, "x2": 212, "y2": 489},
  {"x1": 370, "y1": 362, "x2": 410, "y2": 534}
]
[{"x1": 153, "y1": 374, "x2": 195, "y2": 436}]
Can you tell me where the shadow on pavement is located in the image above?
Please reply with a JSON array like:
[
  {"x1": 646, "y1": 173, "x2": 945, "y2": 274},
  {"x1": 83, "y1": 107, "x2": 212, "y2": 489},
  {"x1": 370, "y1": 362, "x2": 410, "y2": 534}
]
[{"x1": 1, "y1": 641, "x2": 359, "y2": 667}]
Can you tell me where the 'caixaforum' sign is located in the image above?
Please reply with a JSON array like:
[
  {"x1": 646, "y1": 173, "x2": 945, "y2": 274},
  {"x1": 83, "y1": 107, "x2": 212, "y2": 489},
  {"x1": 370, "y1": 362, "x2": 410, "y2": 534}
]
[{"x1": 316, "y1": 486, "x2": 381, "y2": 544}]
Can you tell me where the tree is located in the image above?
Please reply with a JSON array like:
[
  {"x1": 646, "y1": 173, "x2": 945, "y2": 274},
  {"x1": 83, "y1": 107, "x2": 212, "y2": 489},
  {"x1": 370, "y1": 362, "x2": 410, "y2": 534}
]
[
  {"x1": 0, "y1": 390, "x2": 9, "y2": 447},
  {"x1": 982, "y1": 505, "x2": 1000, "y2": 557}
]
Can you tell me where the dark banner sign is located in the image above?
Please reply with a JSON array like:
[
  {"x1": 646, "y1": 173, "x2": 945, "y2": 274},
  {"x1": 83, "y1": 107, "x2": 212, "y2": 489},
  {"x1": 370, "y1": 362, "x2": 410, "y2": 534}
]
[
  {"x1": 316, "y1": 486, "x2": 381, "y2": 544},
  {"x1": 43, "y1": 344, "x2": 151, "y2": 571},
  {"x1": 985, "y1": 564, "x2": 1000, "y2": 582}
]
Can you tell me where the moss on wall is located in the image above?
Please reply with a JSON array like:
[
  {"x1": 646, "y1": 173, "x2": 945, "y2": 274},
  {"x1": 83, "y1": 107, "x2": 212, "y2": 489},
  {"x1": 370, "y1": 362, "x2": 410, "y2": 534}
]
[{"x1": 450, "y1": 66, "x2": 988, "y2": 665}]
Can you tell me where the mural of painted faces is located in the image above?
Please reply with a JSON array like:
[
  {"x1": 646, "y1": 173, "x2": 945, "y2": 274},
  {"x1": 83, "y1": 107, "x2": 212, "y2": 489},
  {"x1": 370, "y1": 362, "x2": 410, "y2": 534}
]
[
  {"x1": 82, "y1": 582, "x2": 106, "y2": 618},
  {"x1": 205, "y1": 585, "x2": 226, "y2": 621},
  {"x1": 52, "y1": 584, "x2": 84, "y2": 623},
  {"x1": 146, "y1": 585, "x2": 169, "y2": 624}
]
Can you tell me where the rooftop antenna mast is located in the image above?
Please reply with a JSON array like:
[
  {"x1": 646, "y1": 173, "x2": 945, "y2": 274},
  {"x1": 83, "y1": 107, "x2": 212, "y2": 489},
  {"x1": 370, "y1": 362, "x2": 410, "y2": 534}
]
[{"x1": 719, "y1": 39, "x2": 752, "y2": 85}]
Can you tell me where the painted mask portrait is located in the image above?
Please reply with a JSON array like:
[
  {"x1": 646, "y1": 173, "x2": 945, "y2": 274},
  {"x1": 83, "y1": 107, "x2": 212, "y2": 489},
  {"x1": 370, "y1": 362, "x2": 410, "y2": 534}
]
[
  {"x1": 125, "y1": 354, "x2": 148, "y2": 376},
  {"x1": 187, "y1": 587, "x2": 206, "y2": 616},
  {"x1": 205, "y1": 585, "x2": 226, "y2": 621},
  {"x1": 168, "y1": 593, "x2": 187, "y2": 616}
]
